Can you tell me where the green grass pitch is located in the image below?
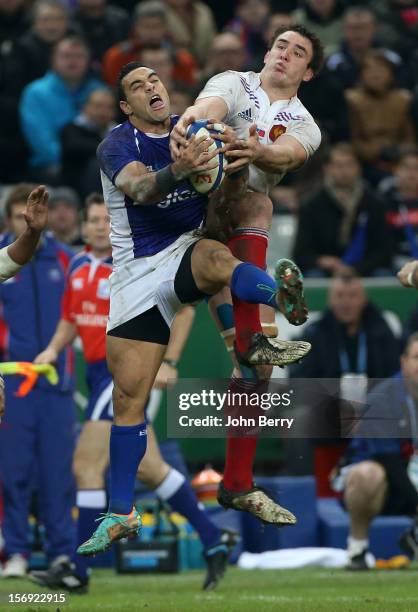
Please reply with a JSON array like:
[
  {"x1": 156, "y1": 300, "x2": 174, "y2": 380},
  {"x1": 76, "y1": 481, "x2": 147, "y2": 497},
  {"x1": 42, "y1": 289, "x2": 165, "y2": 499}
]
[{"x1": 1, "y1": 567, "x2": 418, "y2": 611}]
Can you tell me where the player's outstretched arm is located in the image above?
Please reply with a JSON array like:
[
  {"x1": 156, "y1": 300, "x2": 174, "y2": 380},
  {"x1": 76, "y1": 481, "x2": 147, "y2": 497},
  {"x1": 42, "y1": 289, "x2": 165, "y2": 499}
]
[
  {"x1": 226, "y1": 126, "x2": 307, "y2": 175},
  {"x1": 34, "y1": 319, "x2": 77, "y2": 364},
  {"x1": 398, "y1": 261, "x2": 418, "y2": 289},
  {"x1": 0, "y1": 185, "x2": 49, "y2": 282},
  {"x1": 170, "y1": 96, "x2": 228, "y2": 159},
  {"x1": 116, "y1": 135, "x2": 222, "y2": 205}
]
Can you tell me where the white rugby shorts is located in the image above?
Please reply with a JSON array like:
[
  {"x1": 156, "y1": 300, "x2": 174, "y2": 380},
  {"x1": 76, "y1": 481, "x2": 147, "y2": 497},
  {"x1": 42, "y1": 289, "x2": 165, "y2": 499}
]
[{"x1": 107, "y1": 231, "x2": 199, "y2": 332}]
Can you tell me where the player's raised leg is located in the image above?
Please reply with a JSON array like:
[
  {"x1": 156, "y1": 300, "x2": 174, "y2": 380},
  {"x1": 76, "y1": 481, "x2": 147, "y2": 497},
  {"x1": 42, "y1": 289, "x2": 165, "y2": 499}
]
[
  {"x1": 77, "y1": 335, "x2": 166, "y2": 556},
  {"x1": 192, "y1": 239, "x2": 310, "y2": 366}
]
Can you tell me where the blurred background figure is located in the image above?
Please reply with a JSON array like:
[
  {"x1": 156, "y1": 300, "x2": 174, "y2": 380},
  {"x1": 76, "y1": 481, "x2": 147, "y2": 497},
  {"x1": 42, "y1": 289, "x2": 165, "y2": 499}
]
[
  {"x1": 0, "y1": 184, "x2": 76, "y2": 579},
  {"x1": 291, "y1": 0, "x2": 344, "y2": 56},
  {"x1": 326, "y1": 7, "x2": 405, "y2": 92},
  {"x1": 0, "y1": 0, "x2": 28, "y2": 45},
  {"x1": 290, "y1": 272, "x2": 400, "y2": 380},
  {"x1": 0, "y1": 0, "x2": 70, "y2": 184},
  {"x1": 19, "y1": 36, "x2": 104, "y2": 183},
  {"x1": 289, "y1": 271, "x2": 401, "y2": 496},
  {"x1": 226, "y1": 0, "x2": 270, "y2": 70},
  {"x1": 48, "y1": 187, "x2": 84, "y2": 249},
  {"x1": 372, "y1": 0, "x2": 418, "y2": 61},
  {"x1": 163, "y1": 0, "x2": 217, "y2": 67},
  {"x1": 379, "y1": 147, "x2": 418, "y2": 272},
  {"x1": 71, "y1": 0, "x2": 130, "y2": 71},
  {"x1": 199, "y1": 32, "x2": 247, "y2": 87},
  {"x1": 345, "y1": 49, "x2": 416, "y2": 186},
  {"x1": 102, "y1": 0, "x2": 197, "y2": 89},
  {"x1": 293, "y1": 143, "x2": 392, "y2": 278},
  {"x1": 61, "y1": 88, "x2": 116, "y2": 199},
  {"x1": 15, "y1": 0, "x2": 70, "y2": 84},
  {"x1": 330, "y1": 333, "x2": 418, "y2": 570},
  {"x1": 168, "y1": 86, "x2": 194, "y2": 115}
]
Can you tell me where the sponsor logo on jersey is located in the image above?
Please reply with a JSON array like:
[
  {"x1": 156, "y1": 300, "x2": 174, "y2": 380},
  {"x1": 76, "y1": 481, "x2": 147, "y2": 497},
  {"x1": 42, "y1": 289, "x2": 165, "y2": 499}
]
[
  {"x1": 97, "y1": 278, "x2": 110, "y2": 299},
  {"x1": 237, "y1": 108, "x2": 253, "y2": 122},
  {"x1": 157, "y1": 188, "x2": 199, "y2": 208},
  {"x1": 75, "y1": 313, "x2": 108, "y2": 327},
  {"x1": 256, "y1": 128, "x2": 265, "y2": 137},
  {"x1": 269, "y1": 124, "x2": 287, "y2": 141}
]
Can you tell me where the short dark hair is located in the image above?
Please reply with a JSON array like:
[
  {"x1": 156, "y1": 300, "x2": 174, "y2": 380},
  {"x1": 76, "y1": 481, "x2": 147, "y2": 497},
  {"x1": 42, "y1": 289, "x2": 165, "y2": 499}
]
[
  {"x1": 269, "y1": 24, "x2": 324, "y2": 76},
  {"x1": 4, "y1": 183, "x2": 36, "y2": 218},
  {"x1": 117, "y1": 61, "x2": 145, "y2": 102},
  {"x1": 84, "y1": 192, "x2": 105, "y2": 221}
]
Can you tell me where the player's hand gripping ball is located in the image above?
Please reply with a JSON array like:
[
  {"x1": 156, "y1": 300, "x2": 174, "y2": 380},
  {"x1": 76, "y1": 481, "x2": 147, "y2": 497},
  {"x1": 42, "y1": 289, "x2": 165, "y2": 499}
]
[{"x1": 186, "y1": 120, "x2": 226, "y2": 194}]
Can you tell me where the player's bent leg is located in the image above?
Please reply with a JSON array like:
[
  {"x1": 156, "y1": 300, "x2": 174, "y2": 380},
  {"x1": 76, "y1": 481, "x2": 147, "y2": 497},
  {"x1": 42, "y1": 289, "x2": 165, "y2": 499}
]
[
  {"x1": 137, "y1": 425, "x2": 237, "y2": 590},
  {"x1": 78, "y1": 334, "x2": 166, "y2": 557},
  {"x1": 73, "y1": 421, "x2": 111, "y2": 489},
  {"x1": 192, "y1": 241, "x2": 311, "y2": 367},
  {"x1": 344, "y1": 461, "x2": 387, "y2": 570}
]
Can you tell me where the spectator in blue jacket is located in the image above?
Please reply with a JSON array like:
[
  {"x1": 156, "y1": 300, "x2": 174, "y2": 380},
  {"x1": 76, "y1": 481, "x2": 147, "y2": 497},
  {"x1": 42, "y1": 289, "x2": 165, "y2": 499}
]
[
  {"x1": 331, "y1": 332, "x2": 418, "y2": 570},
  {"x1": 0, "y1": 183, "x2": 76, "y2": 579},
  {"x1": 19, "y1": 35, "x2": 104, "y2": 183}
]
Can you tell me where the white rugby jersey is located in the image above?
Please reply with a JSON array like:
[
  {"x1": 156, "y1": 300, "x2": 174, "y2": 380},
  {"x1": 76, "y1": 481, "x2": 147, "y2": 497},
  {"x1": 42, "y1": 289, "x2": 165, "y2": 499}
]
[{"x1": 197, "y1": 70, "x2": 321, "y2": 193}]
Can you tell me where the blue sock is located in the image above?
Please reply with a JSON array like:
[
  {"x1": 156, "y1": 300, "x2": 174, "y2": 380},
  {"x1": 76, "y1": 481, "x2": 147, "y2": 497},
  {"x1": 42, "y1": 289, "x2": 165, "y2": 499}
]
[
  {"x1": 72, "y1": 489, "x2": 106, "y2": 579},
  {"x1": 155, "y1": 468, "x2": 221, "y2": 549},
  {"x1": 230, "y1": 262, "x2": 277, "y2": 308},
  {"x1": 108, "y1": 422, "x2": 147, "y2": 515}
]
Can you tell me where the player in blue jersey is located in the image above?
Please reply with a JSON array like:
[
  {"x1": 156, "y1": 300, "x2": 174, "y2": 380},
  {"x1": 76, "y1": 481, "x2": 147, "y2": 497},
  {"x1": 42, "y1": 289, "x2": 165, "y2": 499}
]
[{"x1": 77, "y1": 62, "x2": 311, "y2": 558}]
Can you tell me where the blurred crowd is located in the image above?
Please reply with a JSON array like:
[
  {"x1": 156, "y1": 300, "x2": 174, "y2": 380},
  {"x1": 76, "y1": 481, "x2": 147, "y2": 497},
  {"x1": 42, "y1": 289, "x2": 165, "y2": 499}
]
[{"x1": 1, "y1": 0, "x2": 418, "y2": 274}]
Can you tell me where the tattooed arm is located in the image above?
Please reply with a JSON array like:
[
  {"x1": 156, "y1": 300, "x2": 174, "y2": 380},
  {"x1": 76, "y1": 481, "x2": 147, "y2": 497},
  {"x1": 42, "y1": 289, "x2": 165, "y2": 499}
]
[{"x1": 115, "y1": 134, "x2": 220, "y2": 205}]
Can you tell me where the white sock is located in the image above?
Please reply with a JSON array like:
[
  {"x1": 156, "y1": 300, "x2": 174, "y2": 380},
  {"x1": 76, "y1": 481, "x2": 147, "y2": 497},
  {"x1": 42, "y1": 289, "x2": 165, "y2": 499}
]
[
  {"x1": 347, "y1": 536, "x2": 368, "y2": 558},
  {"x1": 154, "y1": 469, "x2": 184, "y2": 500},
  {"x1": 76, "y1": 489, "x2": 106, "y2": 509}
]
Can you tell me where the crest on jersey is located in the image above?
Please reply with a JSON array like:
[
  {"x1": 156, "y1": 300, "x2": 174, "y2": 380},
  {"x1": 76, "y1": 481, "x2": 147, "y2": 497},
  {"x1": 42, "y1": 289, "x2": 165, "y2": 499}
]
[
  {"x1": 72, "y1": 278, "x2": 84, "y2": 290},
  {"x1": 269, "y1": 124, "x2": 287, "y2": 141},
  {"x1": 97, "y1": 278, "x2": 110, "y2": 299}
]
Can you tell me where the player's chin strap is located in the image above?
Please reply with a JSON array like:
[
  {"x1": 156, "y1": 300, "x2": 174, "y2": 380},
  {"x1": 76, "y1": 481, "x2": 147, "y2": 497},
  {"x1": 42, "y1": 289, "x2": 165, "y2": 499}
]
[
  {"x1": 0, "y1": 362, "x2": 59, "y2": 397},
  {"x1": 220, "y1": 322, "x2": 279, "y2": 353}
]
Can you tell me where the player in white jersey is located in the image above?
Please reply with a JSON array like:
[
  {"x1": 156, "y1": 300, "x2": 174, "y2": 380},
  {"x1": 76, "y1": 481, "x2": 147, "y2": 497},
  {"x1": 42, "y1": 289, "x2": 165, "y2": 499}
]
[{"x1": 171, "y1": 25, "x2": 324, "y2": 514}]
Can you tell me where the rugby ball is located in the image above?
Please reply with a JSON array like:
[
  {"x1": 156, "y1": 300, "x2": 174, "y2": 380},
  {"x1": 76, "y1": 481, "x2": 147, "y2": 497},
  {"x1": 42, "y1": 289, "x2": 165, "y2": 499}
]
[{"x1": 186, "y1": 120, "x2": 226, "y2": 194}]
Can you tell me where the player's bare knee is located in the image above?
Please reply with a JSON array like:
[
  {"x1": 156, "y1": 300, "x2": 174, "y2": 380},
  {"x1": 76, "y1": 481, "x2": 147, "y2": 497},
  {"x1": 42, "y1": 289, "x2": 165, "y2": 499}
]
[
  {"x1": 137, "y1": 458, "x2": 168, "y2": 488},
  {"x1": 73, "y1": 456, "x2": 105, "y2": 489},
  {"x1": 347, "y1": 461, "x2": 386, "y2": 494},
  {"x1": 112, "y1": 383, "x2": 145, "y2": 411}
]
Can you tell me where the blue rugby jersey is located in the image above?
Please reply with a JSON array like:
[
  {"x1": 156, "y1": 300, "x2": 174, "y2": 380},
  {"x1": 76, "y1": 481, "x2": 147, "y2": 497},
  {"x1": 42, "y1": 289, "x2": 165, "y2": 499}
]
[{"x1": 97, "y1": 116, "x2": 208, "y2": 263}]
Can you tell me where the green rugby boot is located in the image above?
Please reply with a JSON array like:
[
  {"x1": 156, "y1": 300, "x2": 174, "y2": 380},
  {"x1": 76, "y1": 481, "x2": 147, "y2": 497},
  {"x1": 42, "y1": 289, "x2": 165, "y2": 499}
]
[
  {"x1": 77, "y1": 507, "x2": 141, "y2": 556},
  {"x1": 275, "y1": 258, "x2": 308, "y2": 326}
]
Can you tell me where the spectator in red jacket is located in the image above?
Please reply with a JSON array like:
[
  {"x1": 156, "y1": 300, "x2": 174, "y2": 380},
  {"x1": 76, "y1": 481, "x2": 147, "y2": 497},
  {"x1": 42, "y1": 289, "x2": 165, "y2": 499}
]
[{"x1": 102, "y1": 0, "x2": 197, "y2": 89}]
